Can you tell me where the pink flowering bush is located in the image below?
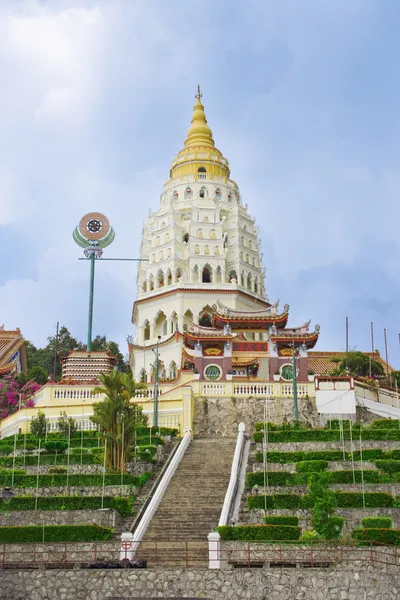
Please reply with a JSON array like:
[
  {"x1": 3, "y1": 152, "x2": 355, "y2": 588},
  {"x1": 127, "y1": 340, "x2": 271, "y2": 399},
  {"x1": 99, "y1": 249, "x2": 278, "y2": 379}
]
[{"x1": 0, "y1": 375, "x2": 42, "y2": 419}]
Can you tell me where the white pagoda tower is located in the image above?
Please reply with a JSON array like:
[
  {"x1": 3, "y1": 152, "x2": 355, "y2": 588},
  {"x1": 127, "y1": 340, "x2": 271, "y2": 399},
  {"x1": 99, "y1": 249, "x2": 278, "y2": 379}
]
[{"x1": 131, "y1": 87, "x2": 269, "y2": 382}]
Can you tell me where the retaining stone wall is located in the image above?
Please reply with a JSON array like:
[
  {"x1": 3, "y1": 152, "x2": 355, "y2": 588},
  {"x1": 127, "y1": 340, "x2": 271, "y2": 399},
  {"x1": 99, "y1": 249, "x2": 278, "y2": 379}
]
[
  {"x1": 194, "y1": 396, "x2": 318, "y2": 437},
  {"x1": 255, "y1": 440, "x2": 399, "y2": 452},
  {"x1": 0, "y1": 509, "x2": 119, "y2": 528},
  {"x1": 23, "y1": 465, "x2": 104, "y2": 475},
  {"x1": 0, "y1": 485, "x2": 137, "y2": 498},
  {"x1": 0, "y1": 567, "x2": 399, "y2": 599},
  {"x1": 252, "y1": 461, "x2": 377, "y2": 472}
]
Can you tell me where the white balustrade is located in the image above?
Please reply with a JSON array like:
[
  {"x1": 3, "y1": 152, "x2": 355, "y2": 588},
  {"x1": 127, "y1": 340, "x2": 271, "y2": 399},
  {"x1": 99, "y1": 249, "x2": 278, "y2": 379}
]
[
  {"x1": 233, "y1": 383, "x2": 273, "y2": 396},
  {"x1": 201, "y1": 383, "x2": 226, "y2": 395},
  {"x1": 53, "y1": 389, "x2": 102, "y2": 400},
  {"x1": 281, "y1": 384, "x2": 309, "y2": 396}
]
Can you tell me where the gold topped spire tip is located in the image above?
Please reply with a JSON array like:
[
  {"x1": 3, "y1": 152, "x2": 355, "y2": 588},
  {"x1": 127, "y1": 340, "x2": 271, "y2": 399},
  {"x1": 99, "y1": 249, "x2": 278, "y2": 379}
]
[{"x1": 196, "y1": 84, "x2": 202, "y2": 102}]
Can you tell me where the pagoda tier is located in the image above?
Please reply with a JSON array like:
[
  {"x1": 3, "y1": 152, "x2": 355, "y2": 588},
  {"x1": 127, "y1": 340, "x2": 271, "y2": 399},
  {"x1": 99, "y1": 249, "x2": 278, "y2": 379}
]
[
  {"x1": 270, "y1": 321, "x2": 320, "y2": 350},
  {"x1": 60, "y1": 350, "x2": 116, "y2": 383},
  {"x1": 213, "y1": 300, "x2": 289, "y2": 329}
]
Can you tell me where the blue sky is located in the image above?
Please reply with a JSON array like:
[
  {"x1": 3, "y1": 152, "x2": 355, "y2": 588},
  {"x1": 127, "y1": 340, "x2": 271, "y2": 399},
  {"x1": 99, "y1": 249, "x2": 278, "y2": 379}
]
[{"x1": 0, "y1": 0, "x2": 399, "y2": 366}]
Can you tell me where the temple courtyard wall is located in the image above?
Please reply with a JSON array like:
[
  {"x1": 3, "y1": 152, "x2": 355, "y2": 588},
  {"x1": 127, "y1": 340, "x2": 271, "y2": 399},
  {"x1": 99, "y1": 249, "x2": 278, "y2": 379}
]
[{"x1": 0, "y1": 567, "x2": 399, "y2": 599}]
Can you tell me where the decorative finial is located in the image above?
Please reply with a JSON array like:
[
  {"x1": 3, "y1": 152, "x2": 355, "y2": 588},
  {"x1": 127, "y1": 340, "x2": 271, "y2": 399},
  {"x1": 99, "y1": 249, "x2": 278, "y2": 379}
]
[{"x1": 196, "y1": 84, "x2": 202, "y2": 101}]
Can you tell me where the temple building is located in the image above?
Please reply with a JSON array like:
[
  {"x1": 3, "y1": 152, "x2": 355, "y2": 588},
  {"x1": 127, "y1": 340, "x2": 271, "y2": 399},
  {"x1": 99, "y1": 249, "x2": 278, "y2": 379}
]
[{"x1": 130, "y1": 87, "x2": 319, "y2": 388}]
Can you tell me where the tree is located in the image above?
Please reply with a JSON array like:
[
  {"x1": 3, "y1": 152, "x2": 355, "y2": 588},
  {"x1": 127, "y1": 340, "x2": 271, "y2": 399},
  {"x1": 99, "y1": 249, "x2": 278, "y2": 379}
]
[
  {"x1": 30, "y1": 410, "x2": 49, "y2": 439},
  {"x1": 90, "y1": 369, "x2": 147, "y2": 471},
  {"x1": 27, "y1": 366, "x2": 48, "y2": 385},
  {"x1": 57, "y1": 411, "x2": 78, "y2": 437},
  {"x1": 330, "y1": 352, "x2": 384, "y2": 378},
  {"x1": 91, "y1": 335, "x2": 129, "y2": 372}
]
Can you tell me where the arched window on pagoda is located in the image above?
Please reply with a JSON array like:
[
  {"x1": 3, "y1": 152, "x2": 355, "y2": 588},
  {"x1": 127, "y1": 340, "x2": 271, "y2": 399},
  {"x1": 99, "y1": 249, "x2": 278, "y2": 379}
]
[
  {"x1": 170, "y1": 311, "x2": 178, "y2": 333},
  {"x1": 199, "y1": 186, "x2": 206, "y2": 198},
  {"x1": 184, "y1": 187, "x2": 192, "y2": 200},
  {"x1": 154, "y1": 311, "x2": 167, "y2": 338},
  {"x1": 162, "y1": 320, "x2": 168, "y2": 336},
  {"x1": 183, "y1": 232, "x2": 189, "y2": 244},
  {"x1": 176, "y1": 268, "x2": 183, "y2": 282},
  {"x1": 254, "y1": 277, "x2": 259, "y2": 294},
  {"x1": 183, "y1": 309, "x2": 193, "y2": 331},
  {"x1": 199, "y1": 313, "x2": 212, "y2": 327},
  {"x1": 156, "y1": 236, "x2": 160, "y2": 246},
  {"x1": 215, "y1": 265, "x2": 222, "y2": 283},
  {"x1": 210, "y1": 229, "x2": 217, "y2": 239},
  {"x1": 142, "y1": 280, "x2": 147, "y2": 293},
  {"x1": 228, "y1": 270, "x2": 237, "y2": 282},
  {"x1": 144, "y1": 320, "x2": 150, "y2": 341},
  {"x1": 149, "y1": 276, "x2": 155, "y2": 291},
  {"x1": 202, "y1": 265, "x2": 212, "y2": 283},
  {"x1": 240, "y1": 272, "x2": 245, "y2": 287},
  {"x1": 157, "y1": 269, "x2": 164, "y2": 288},
  {"x1": 167, "y1": 269, "x2": 172, "y2": 286},
  {"x1": 197, "y1": 229, "x2": 204, "y2": 239},
  {"x1": 247, "y1": 273, "x2": 252, "y2": 290},
  {"x1": 198, "y1": 166, "x2": 207, "y2": 180}
]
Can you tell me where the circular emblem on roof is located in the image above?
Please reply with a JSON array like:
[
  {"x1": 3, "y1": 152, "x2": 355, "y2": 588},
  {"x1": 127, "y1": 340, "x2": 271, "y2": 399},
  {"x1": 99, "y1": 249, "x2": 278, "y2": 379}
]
[{"x1": 79, "y1": 213, "x2": 110, "y2": 241}]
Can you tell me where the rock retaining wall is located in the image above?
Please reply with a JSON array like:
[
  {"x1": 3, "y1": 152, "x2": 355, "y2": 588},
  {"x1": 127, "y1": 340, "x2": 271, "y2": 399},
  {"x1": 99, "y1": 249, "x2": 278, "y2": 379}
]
[
  {"x1": 0, "y1": 509, "x2": 119, "y2": 528},
  {"x1": 0, "y1": 485, "x2": 137, "y2": 497},
  {"x1": 0, "y1": 567, "x2": 398, "y2": 599}
]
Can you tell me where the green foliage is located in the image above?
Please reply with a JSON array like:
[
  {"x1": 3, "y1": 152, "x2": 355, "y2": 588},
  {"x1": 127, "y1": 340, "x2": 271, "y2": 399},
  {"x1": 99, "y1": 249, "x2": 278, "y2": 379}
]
[
  {"x1": 0, "y1": 495, "x2": 134, "y2": 516},
  {"x1": 336, "y1": 492, "x2": 394, "y2": 508},
  {"x1": 91, "y1": 335, "x2": 129, "y2": 373},
  {"x1": 0, "y1": 454, "x2": 98, "y2": 467},
  {"x1": 217, "y1": 524, "x2": 301, "y2": 542},
  {"x1": 42, "y1": 441, "x2": 68, "y2": 453},
  {"x1": 0, "y1": 472, "x2": 149, "y2": 488},
  {"x1": 370, "y1": 420, "x2": 400, "y2": 429},
  {"x1": 296, "y1": 461, "x2": 328, "y2": 473},
  {"x1": 246, "y1": 472, "x2": 299, "y2": 487},
  {"x1": 334, "y1": 351, "x2": 385, "y2": 378},
  {"x1": 254, "y1": 429, "x2": 400, "y2": 443},
  {"x1": 308, "y1": 475, "x2": 338, "y2": 538},
  {"x1": 320, "y1": 516, "x2": 345, "y2": 540},
  {"x1": 352, "y1": 527, "x2": 400, "y2": 546},
  {"x1": 264, "y1": 516, "x2": 299, "y2": 526},
  {"x1": 135, "y1": 426, "x2": 178, "y2": 437},
  {"x1": 25, "y1": 366, "x2": 48, "y2": 385},
  {"x1": 57, "y1": 412, "x2": 78, "y2": 437},
  {"x1": 361, "y1": 517, "x2": 392, "y2": 529},
  {"x1": 375, "y1": 460, "x2": 400, "y2": 474},
  {"x1": 326, "y1": 419, "x2": 351, "y2": 430},
  {"x1": 247, "y1": 469, "x2": 385, "y2": 487},
  {"x1": 30, "y1": 411, "x2": 49, "y2": 439},
  {"x1": 0, "y1": 525, "x2": 113, "y2": 543},
  {"x1": 135, "y1": 445, "x2": 158, "y2": 462},
  {"x1": 48, "y1": 467, "x2": 67, "y2": 474},
  {"x1": 255, "y1": 448, "x2": 391, "y2": 463},
  {"x1": 247, "y1": 494, "x2": 302, "y2": 510}
]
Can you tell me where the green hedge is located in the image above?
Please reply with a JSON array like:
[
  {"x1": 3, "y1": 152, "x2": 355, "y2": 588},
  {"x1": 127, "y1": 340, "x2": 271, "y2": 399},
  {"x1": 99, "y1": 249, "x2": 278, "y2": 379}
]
[
  {"x1": 248, "y1": 492, "x2": 395, "y2": 510},
  {"x1": 0, "y1": 495, "x2": 134, "y2": 516},
  {"x1": 0, "y1": 454, "x2": 98, "y2": 467},
  {"x1": 254, "y1": 449, "x2": 388, "y2": 463},
  {"x1": 375, "y1": 460, "x2": 400, "y2": 474},
  {"x1": 42, "y1": 441, "x2": 68, "y2": 453},
  {"x1": 0, "y1": 525, "x2": 113, "y2": 543},
  {"x1": 296, "y1": 461, "x2": 328, "y2": 473},
  {"x1": 135, "y1": 426, "x2": 178, "y2": 437},
  {"x1": 248, "y1": 494, "x2": 302, "y2": 510},
  {"x1": 247, "y1": 470, "x2": 384, "y2": 488},
  {"x1": 336, "y1": 492, "x2": 394, "y2": 508},
  {"x1": 254, "y1": 429, "x2": 400, "y2": 444},
  {"x1": 264, "y1": 516, "x2": 299, "y2": 526},
  {"x1": 352, "y1": 527, "x2": 400, "y2": 546},
  {"x1": 217, "y1": 524, "x2": 301, "y2": 542},
  {"x1": 323, "y1": 516, "x2": 345, "y2": 540},
  {"x1": 361, "y1": 517, "x2": 392, "y2": 529},
  {"x1": 369, "y1": 420, "x2": 400, "y2": 430},
  {"x1": 0, "y1": 472, "x2": 150, "y2": 488},
  {"x1": 135, "y1": 445, "x2": 158, "y2": 462}
]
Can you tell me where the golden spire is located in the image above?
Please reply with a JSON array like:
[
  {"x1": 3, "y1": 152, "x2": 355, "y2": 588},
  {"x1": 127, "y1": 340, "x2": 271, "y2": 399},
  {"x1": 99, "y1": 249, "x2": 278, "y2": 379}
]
[{"x1": 184, "y1": 84, "x2": 215, "y2": 148}]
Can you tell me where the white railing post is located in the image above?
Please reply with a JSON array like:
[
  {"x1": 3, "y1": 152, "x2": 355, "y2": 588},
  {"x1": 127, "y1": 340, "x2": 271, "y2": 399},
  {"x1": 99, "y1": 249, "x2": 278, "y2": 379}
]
[
  {"x1": 120, "y1": 532, "x2": 134, "y2": 561},
  {"x1": 208, "y1": 531, "x2": 221, "y2": 569},
  {"x1": 218, "y1": 422, "x2": 246, "y2": 526}
]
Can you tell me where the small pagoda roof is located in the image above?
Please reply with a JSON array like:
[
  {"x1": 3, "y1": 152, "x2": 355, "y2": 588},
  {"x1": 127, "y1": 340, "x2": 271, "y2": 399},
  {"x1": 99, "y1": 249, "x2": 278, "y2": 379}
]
[
  {"x1": 213, "y1": 300, "x2": 289, "y2": 329},
  {"x1": 232, "y1": 356, "x2": 259, "y2": 366},
  {"x1": 0, "y1": 327, "x2": 27, "y2": 375},
  {"x1": 184, "y1": 322, "x2": 237, "y2": 345},
  {"x1": 270, "y1": 322, "x2": 320, "y2": 349}
]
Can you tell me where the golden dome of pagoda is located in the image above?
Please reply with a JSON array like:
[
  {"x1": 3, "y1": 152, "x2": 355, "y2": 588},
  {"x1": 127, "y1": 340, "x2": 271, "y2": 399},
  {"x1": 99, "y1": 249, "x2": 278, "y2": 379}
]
[{"x1": 170, "y1": 86, "x2": 231, "y2": 182}]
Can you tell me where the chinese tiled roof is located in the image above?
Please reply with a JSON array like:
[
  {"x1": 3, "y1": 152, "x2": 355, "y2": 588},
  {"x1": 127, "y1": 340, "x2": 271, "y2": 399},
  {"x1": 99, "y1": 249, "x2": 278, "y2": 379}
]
[
  {"x1": 214, "y1": 299, "x2": 289, "y2": 320},
  {"x1": 307, "y1": 350, "x2": 393, "y2": 376},
  {"x1": 0, "y1": 327, "x2": 27, "y2": 376},
  {"x1": 185, "y1": 323, "x2": 238, "y2": 339}
]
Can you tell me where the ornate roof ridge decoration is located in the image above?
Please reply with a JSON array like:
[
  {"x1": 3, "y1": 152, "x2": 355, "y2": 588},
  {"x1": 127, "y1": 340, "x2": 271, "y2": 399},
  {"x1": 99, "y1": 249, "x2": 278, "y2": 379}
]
[
  {"x1": 214, "y1": 299, "x2": 289, "y2": 319},
  {"x1": 271, "y1": 320, "x2": 314, "y2": 336},
  {"x1": 129, "y1": 331, "x2": 183, "y2": 349},
  {"x1": 185, "y1": 326, "x2": 238, "y2": 339}
]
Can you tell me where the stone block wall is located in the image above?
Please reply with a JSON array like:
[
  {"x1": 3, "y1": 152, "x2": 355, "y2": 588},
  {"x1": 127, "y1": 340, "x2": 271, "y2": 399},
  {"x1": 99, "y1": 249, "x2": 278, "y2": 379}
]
[
  {"x1": 194, "y1": 395, "x2": 318, "y2": 437},
  {"x1": 2, "y1": 485, "x2": 137, "y2": 497},
  {"x1": 0, "y1": 567, "x2": 399, "y2": 599},
  {"x1": 0, "y1": 509, "x2": 119, "y2": 528}
]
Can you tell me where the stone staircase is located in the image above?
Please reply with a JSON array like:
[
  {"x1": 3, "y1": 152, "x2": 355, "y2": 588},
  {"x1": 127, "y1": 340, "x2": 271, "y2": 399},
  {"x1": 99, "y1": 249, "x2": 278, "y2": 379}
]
[{"x1": 136, "y1": 437, "x2": 236, "y2": 567}]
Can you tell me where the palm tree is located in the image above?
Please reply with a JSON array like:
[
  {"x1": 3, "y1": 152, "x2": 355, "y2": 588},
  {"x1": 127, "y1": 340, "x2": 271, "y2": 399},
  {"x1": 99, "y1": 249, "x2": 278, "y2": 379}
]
[{"x1": 91, "y1": 369, "x2": 148, "y2": 471}]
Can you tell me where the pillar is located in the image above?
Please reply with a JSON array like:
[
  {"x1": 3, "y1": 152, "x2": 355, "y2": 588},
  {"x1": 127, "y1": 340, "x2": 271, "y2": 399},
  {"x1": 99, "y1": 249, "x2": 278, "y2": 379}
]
[
  {"x1": 178, "y1": 314, "x2": 184, "y2": 332},
  {"x1": 138, "y1": 326, "x2": 144, "y2": 345},
  {"x1": 150, "y1": 322, "x2": 156, "y2": 340}
]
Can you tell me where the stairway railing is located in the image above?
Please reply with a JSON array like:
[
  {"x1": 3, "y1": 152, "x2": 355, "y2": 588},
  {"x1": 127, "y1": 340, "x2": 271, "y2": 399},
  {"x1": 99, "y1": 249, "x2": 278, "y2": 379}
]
[{"x1": 218, "y1": 423, "x2": 246, "y2": 527}]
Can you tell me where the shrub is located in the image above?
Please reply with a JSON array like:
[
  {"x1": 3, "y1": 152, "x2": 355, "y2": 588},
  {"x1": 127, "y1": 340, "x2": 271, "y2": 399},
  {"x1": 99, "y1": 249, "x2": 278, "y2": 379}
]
[
  {"x1": 246, "y1": 472, "x2": 299, "y2": 488},
  {"x1": 42, "y1": 441, "x2": 68, "y2": 454},
  {"x1": 248, "y1": 494, "x2": 302, "y2": 510},
  {"x1": 296, "y1": 461, "x2": 328, "y2": 473},
  {"x1": 336, "y1": 492, "x2": 394, "y2": 508},
  {"x1": 0, "y1": 454, "x2": 98, "y2": 467},
  {"x1": 264, "y1": 516, "x2": 299, "y2": 526},
  {"x1": 321, "y1": 516, "x2": 344, "y2": 540},
  {"x1": 324, "y1": 471, "x2": 382, "y2": 484},
  {"x1": 217, "y1": 524, "x2": 301, "y2": 542},
  {"x1": 0, "y1": 525, "x2": 113, "y2": 543},
  {"x1": 375, "y1": 460, "x2": 400, "y2": 474},
  {"x1": 0, "y1": 446, "x2": 14, "y2": 455},
  {"x1": 326, "y1": 419, "x2": 351, "y2": 430},
  {"x1": 369, "y1": 420, "x2": 400, "y2": 430},
  {"x1": 0, "y1": 496, "x2": 134, "y2": 517},
  {"x1": 352, "y1": 528, "x2": 400, "y2": 546},
  {"x1": 0, "y1": 472, "x2": 150, "y2": 488},
  {"x1": 361, "y1": 517, "x2": 392, "y2": 529},
  {"x1": 134, "y1": 445, "x2": 158, "y2": 462},
  {"x1": 135, "y1": 426, "x2": 178, "y2": 437},
  {"x1": 253, "y1": 429, "x2": 400, "y2": 444},
  {"x1": 48, "y1": 467, "x2": 67, "y2": 474}
]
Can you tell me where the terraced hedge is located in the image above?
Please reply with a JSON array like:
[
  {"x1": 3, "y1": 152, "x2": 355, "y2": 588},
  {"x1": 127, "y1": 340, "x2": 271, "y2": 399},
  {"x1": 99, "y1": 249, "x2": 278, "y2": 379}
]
[
  {"x1": 0, "y1": 472, "x2": 150, "y2": 488},
  {"x1": 361, "y1": 517, "x2": 392, "y2": 529},
  {"x1": 0, "y1": 454, "x2": 99, "y2": 467},
  {"x1": 352, "y1": 527, "x2": 400, "y2": 546},
  {"x1": 217, "y1": 524, "x2": 301, "y2": 542},
  {"x1": 0, "y1": 496, "x2": 134, "y2": 516},
  {"x1": 0, "y1": 525, "x2": 113, "y2": 543},
  {"x1": 254, "y1": 429, "x2": 400, "y2": 443},
  {"x1": 246, "y1": 470, "x2": 387, "y2": 488},
  {"x1": 248, "y1": 492, "x2": 396, "y2": 510}
]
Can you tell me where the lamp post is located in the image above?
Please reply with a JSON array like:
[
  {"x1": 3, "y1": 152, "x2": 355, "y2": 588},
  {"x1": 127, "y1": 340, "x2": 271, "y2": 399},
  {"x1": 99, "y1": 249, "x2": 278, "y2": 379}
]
[
  {"x1": 292, "y1": 331, "x2": 299, "y2": 422},
  {"x1": 152, "y1": 336, "x2": 161, "y2": 428}
]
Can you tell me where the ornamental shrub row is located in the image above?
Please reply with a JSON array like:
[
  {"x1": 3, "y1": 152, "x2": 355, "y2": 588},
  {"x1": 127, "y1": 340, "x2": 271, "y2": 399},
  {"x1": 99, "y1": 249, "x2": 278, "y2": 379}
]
[
  {"x1": 0, "y1": 525, "x2": 113, "y2": 543},
  {"x1": 135, "y1": 426, "x2": 178, "y2": 437},
  {"x1": 0, "y1": 472, "x2": 150, "y2": 488},
  {"x1": 255, "y1": 448, "x2": 400, "y2": 464},
  {"x1": 295, "y1": 460, "x2": 328, "y2": 473},
  {"x1": 264, "y1": 516, "x2": 299, "y2": 526},
  {"x1": 0, "y1": 495, "x2": 134, "y2": 516},
  {"x1": 254, "y1": 429, "x2": 400, "y2": 443},
  {"x1": 0, "y1": 454, "x2": 99, "y2": 467},
  {"x1": 217, "y1": 524, "x2": 301, "y2": 542},
  {"x1": 135, "y1": 445, "x2": 158, "y2": 462},
  {"x1": 369, "y1": 420, "x2": 400, "y2": 430},
  {"x1": 352, "y1": 527, "x2": 400, "y2": 546},
  {"x1": 375, "y1": 460, "x2": 400, "y2": 474},
  {"x1": 247, "y1": 470, "x2": 385, "y2": 488},
  {"x1": 361, "y1": 517, "x2": 392, "y2": 529},
  {"x1": 248, "y1": 492, "x2": 395, "y2": 510}
]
